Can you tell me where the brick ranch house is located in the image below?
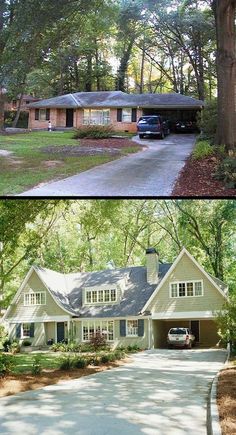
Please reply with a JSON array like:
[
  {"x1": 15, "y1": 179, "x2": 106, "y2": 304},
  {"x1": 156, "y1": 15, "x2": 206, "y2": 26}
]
[
  {"x1": 28, "y1": 91, "x2": 203, "y2": 133},
  {"x1": 1, "y1": 248, "x2": 227, "y2": 349}
]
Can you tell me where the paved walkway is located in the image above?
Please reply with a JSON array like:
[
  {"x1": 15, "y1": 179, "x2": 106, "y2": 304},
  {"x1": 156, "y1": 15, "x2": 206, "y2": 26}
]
[
  {"x1": 0, "y1": 349, "x2": 226, "y2": 435},
  {"x1": 20, "y1": 134, "x2": 196, "y2": 196}
]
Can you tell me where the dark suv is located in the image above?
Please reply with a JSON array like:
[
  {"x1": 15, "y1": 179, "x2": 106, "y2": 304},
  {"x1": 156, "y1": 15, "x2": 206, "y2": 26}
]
[{"x1": 137, "y1": 115, "x2": 170, "y2": 139}]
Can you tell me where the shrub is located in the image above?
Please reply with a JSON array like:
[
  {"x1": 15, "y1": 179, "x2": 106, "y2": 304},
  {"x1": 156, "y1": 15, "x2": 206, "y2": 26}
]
[
  {"x1": 31, "y1": 354, "x2": 42, "y2": 375},
  {"x1": 214, "y1": 157, "x2": 236, "y2": 189},
  {"x1": 192, "y1": 140, "x2": 214, "y2": 160},
  {"x1": 9, "y1": 341, "x2": 20, "y2": 354},
  {"x1": 0, "y1": 353, "x2": 15, "y2": 376},
  {"x1": 127, "y1": 344, "x2": 141, "y2": 352},
  {"x1": 50, "y1": 341, "x2": 81, "y2": 352},
  {"x1": 73, "y1": 357, "x2": 88, "y2": 369},
  {"x1": 22, "y1": 340, "x2": 32, "y2": 347},
  {"x1": 113, "y1": 350, "x2": 125, "y2": 360},
  {"x1": 79, "y1": 343, "x2": 95, "y2": 352},
  {"x1": 100, "y1": 354, "x2": 110, "y2": 364},
  {"x1": 74, "y1": 125, "x2": 114, "y2": 139},
  {"x1": 58, "y1": 355, "x2": 75, "y2": 370},
  {"x1": 89, "y1": 331, "x2": 108, "y2": 352},
  {"x1": 197, "y1": 99, "x2": 217, "y2": 140},
  {"x1": 2, "y1": 339, "x2": 11, "y2": 352}
]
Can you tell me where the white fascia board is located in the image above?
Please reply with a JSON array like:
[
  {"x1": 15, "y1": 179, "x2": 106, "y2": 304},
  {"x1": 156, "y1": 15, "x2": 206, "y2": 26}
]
[
  {"x1": 151, "y1": 311, "x2": 215, "y2": 320},
  {"x1": 8, "y1": 315, "x2": 71, "y2": 323},
  {"x1": 2, "y1": 266, "x2": 35, "y2": 322},
  {"x1": 141, "y1": 247, "x2": 227, "y2": 313}
]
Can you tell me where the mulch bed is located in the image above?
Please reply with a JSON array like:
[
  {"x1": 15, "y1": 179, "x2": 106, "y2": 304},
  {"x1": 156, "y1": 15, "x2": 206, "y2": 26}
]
[
  {"x1": 217, "y1": 366, "x2": 236, "y2": 435},
  {"x1": 172, "y1": 155, "x2": 236, "y2": 196},
  {"x1": 42, "y1": 138, "x2": 140, "y2": 157}
]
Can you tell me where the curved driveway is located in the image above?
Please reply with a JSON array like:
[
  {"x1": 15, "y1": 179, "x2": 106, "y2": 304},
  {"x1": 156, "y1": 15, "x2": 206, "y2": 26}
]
[
  {"x1": 20, "y1": 134, "x2": 196, "y2": 197},
  {"x1": 0, "y1": 349, "x2": 226, "y2": 435}
]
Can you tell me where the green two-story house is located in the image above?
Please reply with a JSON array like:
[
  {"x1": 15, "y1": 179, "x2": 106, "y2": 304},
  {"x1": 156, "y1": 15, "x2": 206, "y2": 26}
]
[{"x1": 2, "y1": 248, "x2": 228, "y2": 349}]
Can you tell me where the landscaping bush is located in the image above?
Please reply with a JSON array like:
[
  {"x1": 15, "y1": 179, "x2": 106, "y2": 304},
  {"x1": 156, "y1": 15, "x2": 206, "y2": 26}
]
[
  {"x1": 100, "y1": 354, "x2": 110, "y2": 364},
  {"x1": 89, "y1": 331, "x2": 108, "y2": 352},
  {"x1": 214, "y1": 157, "x2": 236, "y2": 189},
  {"x1": 22, "y1": 340, "x2": 32, "y2": 347},
  {"x1": 74, "y1": 125, "x2": 114, "y2": 139},
  {"x1": 73, "y1": 357, "x2": 88, "y2": 369},
  {"x1": 58, "y1": 355, "x2": 75, "y2": 370},
  {"x1": 197, "y1": 99, "x2": 217, "y2": 140},
  {"x1": 2, "y1": 339, "x2": 11, "y2": 352},
  {"x1": 31, "y1": 354, "x2": 42, "y2": 375},
  {"x1": 192, "y1": 140, "x2": 214, "y2": 160},
  {"x1": 0, "y1": 353, "x2": 15, "y2": 376},
  {"x1": 127, "y1": 344, "x2": 141, "y2": 352},
  {"x1": 50, "y1": 341, "x2": 81, "y2": 352},
  {"x1": 9, "y1": 341, "x2": 20, "y2": 354},
  {"x1": 79, "y1": 343, "x2": 95, "y2": 352}
]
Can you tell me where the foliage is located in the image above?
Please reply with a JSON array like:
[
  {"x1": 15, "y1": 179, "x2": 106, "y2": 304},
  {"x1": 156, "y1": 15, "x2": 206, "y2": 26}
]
[
  {"x1": 22, "y1": 340, "x2": 32, "y2": 347},
  {"x1": 126, "y1": 344, "x2": 141, "y2": 352},
  {"x1": 197, "y1": 100, "x2": 217, "y2": 140},
  {"x1": 214, "y1": 158, "x2": 236, "y2": 189},
  {"x1": 89, "y1": 331, "x2": 108, "y2": 352},
  {"x1": 216, "y1": 295, "x2": 236, "y2": 351},
  {"x1": 31, "y1": 354, "x2": 42, "y2": 375},
  {"x1": 73, "y1": 357, "x2": 88, "y2": 369},
  {"x1": 50, "y1": 342, "x2": 81, "y2": 352},
  {"x1": 9, "y1": 341, "x2": 20, "y2": 354},
  {"x1": 4, "y1": 111, "x2": 29, "y2": 128},
  {"x1": 58, "y1": 355, "x2": 75, "y2": 370},
  {"x1": 0, "y1": 325, "x2": 8, "y2": 347},
  {"x1": 0, "y1": 353, "x2": 15, "y2": 376},
  {"x1": 192, "y1": 140, "x2": 214, "y2": 160},
  {"x1": 2, "y1": 339, "x2": 11, "y2": 352},
  {"x1": 74, "y1": 125, "x2": 114, "y2": 139}
]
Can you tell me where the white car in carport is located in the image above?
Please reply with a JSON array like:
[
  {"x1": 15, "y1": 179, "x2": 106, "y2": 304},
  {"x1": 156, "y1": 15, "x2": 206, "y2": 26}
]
[{"x1": 167, "y1": 327, "x2": 195, "y2": 349}]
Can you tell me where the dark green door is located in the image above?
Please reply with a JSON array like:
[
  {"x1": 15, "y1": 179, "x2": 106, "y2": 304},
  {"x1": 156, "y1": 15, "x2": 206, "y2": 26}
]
[{"x1": 57, "y1": 322, "x2": 65, "y2": 343}]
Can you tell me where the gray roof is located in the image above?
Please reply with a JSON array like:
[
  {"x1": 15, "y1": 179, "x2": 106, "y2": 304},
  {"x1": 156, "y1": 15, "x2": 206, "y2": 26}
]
[
  {"x1": 29, "y1": 91, "x2": 204, "y2": 109},
  {"x1": 34, "y1": 264, "x2": 172, "y2": 318}
]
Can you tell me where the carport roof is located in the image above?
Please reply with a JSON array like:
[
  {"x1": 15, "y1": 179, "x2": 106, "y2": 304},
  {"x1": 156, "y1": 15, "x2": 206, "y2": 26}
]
[{"x1": 28, "y1": 91, "x2": 204, "y2": 109}]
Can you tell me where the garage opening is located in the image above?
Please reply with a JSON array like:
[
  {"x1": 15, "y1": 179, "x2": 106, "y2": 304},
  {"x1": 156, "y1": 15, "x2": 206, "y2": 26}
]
[
  {"x1": 153, "y1": 319, "x2": 220, "y2": 348},
  {"x1": 142, "y1": 108, "x2": 200, "y2": 131}
]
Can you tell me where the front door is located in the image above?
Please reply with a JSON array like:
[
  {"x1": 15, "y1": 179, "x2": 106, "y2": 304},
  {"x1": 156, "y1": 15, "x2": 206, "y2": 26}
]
[
  {"x1": 57, "y1": 322, "x2": 65, "y2": 343},
  {"x1": 190, "y1": 320, "x2": 200, "y2": 343},
  {"x1": 66, "y1": 109, "x2": 74, "y2": 127}
]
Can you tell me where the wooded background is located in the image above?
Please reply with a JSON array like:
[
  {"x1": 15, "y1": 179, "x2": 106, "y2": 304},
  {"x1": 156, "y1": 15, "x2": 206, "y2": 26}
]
[{"x1": 0, "y1": 199, "x2": 235, "y2": 308}]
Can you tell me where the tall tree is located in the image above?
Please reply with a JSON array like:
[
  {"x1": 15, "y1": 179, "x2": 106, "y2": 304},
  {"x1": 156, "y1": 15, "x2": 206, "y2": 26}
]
[{"x1": 212, "y1": 0, "x2": 236, "y2": 155}]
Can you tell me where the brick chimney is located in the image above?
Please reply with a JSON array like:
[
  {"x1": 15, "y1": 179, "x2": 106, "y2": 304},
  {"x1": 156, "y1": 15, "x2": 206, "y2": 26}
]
[{"x1": 146, "y1": 248, "x2": 159, "y2": 284}]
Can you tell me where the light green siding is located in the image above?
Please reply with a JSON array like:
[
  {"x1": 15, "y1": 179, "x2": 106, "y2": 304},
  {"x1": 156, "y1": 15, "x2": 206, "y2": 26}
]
[
  {"x1": 6, "y1": 269, "x2": 68, "y2": 321},
  {"x1": 148, "y1": 253, "x2": 226, "y2": 314}
]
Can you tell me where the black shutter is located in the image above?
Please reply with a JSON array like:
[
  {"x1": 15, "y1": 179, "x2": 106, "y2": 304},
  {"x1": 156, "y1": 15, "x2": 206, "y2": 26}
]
[
  {"x1": 131, "y1": 108, "x2": 137, "y2": 122},
  {"x1": 35, "y1": 109, "x2": 39, "y2": 120},
  {"x1": 138, "y1": 319, "x2": 144, "y2": 337},
  {"x1": 46, "y1": 109, "x2": 50, "y2": 121},
  {"x1": 120, "y1": 320, "x2": 126, "y2": 337},
  {"x1": 117, "y1": 108, "x2": 122, "y2": 122},
  {"x1": 30, "y1": 323, "x2": 34, "y2": 338},
  {"x1": 16, "y1": 324, "x2": 21, "y2": 338}
]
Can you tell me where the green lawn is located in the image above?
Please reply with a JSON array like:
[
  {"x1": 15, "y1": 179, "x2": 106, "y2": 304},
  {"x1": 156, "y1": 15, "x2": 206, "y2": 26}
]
[
  {"x1": 12, "y1": 352, "x2": 61, "y2": 374},
  {"x1": 0, "y1": 131, "x2": 139, "y2": 195}
]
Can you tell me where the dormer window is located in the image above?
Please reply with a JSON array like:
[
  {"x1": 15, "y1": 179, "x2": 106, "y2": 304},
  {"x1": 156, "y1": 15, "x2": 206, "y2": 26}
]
[
  {"x1": 24, "y1": 291, "x2": 46, "y2": 306},
  {"x1": 85, "y1": 288, "x2": 117, "y2": 304}
]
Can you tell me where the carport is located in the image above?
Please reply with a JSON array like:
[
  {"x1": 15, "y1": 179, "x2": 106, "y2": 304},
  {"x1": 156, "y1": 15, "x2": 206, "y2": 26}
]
[
  {"x1": 142, "y1": 108, "x2": 200, "y2": 131},
  {"x1": 152, "y1": 318, "x2": 220, "y2": 348}
]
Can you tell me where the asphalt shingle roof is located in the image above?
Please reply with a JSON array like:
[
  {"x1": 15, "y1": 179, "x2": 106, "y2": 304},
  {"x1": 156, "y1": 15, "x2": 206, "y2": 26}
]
[
  {"x1": 29, "y1": 91, "x2": 204, "y2": 109},
  {"x1": 34, "y1": 264, "x2": 172, "y2": 318}
]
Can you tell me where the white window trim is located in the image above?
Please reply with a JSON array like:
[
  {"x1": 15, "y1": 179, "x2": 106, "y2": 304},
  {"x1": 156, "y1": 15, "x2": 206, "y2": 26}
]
[
  {"x1": 83, "y1": 108, "x2": 111, "y2": 125},
  {"x1": 81, "y1": 320, "x2": 114, "y2": 342},
  {"x1": 169, "y1": 280, "x2": 204, "y2": 298},
  {"x1": 24, "y1": 291, "x2": 46, "y2": 306},
  {"x1": 84, "y1": 288, "x2": 117, "y2": 305},
  {"x1": 21, "y1": 323, "x2": 31, "y2": 338},
  {"x1": 122, "y1": 108, "x2": 132, "y2": 123},
  {"x1": 126, "y1": 319, "x2": 139, "y2": 337}
]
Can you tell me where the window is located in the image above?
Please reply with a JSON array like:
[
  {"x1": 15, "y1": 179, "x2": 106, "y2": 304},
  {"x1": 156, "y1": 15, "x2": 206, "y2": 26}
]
[
  {"x1": 35, "y1": 109, "x2": 50, "y2": 121},
  {"x1": 24, "y1": 292, "x2": 46, "y2": 306},
  {"x1": 85, "y1": 288, "x2": 117, "y2": 304},
  {"x1": 82, "y1": 320, "x2": 114, "y2": 341},
  {"x1": 122, "y1": 108, "x2": 132, "y2": 122},
  {"x1": 127, "y1": 320, "x2": 138, "y2": 336},
  {"x1": 83, "y1": 109, "x2": 110, "y2": 125},
  {"x1": 170, "y1": 281, "x2": 203, "y2": 298},
  {"x1": 22, "y1": 323, "x2": 31, "y2": 338}
]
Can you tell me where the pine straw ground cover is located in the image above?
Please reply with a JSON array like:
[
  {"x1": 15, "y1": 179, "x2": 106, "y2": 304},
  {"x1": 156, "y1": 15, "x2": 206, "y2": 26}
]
[
  {"x1": 172, "y1": 154, "x2": 236, "y2": 196},
  {"x1": 0, "y1": 358, "x2": 130, "y2": 398},
  {"x1": 217, "y1": 362, "x2": 236, "y2": 435}
]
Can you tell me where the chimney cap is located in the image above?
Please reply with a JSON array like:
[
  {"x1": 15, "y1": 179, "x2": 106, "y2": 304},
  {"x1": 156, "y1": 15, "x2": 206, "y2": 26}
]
[{"x1": 146, "y1": 248, "x2": 158, "y2": 255}]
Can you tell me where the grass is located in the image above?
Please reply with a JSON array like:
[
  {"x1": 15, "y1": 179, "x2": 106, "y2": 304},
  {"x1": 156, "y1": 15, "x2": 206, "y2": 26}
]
[
  {"x1": 0, "y1": 131, "x2": 139, "y2": 195},
  {"x1": 192, "y1": 139, "x2": 214, "y2": 160},
  {"x1": 12, "y1": 353, "x2": 61, "y2": 374}
]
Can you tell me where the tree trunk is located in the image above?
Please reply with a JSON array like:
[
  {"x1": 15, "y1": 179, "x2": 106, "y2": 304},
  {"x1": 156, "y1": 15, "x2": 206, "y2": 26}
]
[
  {"x1": 116, "y1": 37, "x2": 135, "y2": 92},
  {"x1": 139, "y1": 39, "x2": 145, "y2": 94},
  {"x1": 12, "y1": 92, "x2": 24, "y2": 128},
  {"x1": 85, "y1": 54, "x2": 92, "y2": 92},
  {"x1": 212, "y1": 0, "x2": 236, "y2": 155}
]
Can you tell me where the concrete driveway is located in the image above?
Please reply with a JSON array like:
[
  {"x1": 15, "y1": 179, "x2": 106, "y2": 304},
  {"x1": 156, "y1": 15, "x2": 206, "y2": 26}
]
[
  {"x1": 0, "y1": 349, "x2": 226, "y2": 435},
  {"x1": 20, "y1": 134, "x2": 196, "y2": 197}
]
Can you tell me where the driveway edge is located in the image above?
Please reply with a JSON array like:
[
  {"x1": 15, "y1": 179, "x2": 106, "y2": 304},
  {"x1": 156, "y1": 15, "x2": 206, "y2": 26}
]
[{"x1": 208, "y1": 345, "x2": 230, "y2": 435}]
